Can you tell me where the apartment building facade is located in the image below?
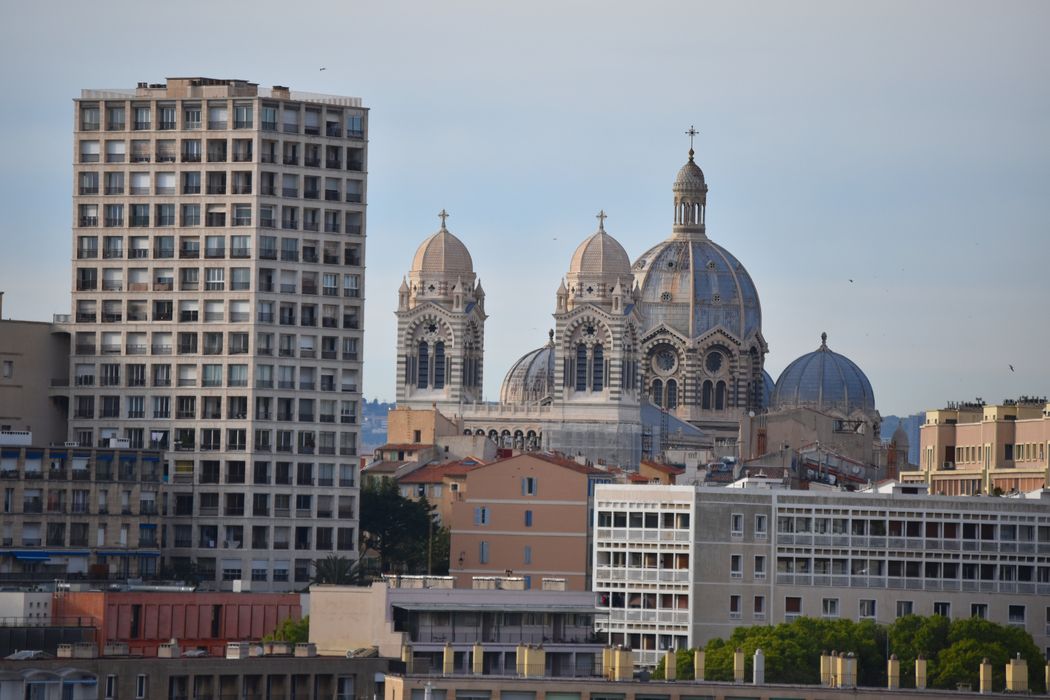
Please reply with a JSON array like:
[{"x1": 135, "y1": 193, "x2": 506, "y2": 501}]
[
  {"x1": 594, "y1": 484, "x2": 1050, "y2": 666},
  {"x1": 62, "y1": 77, "x2": 366, "y2": 590},
  {"x1": 902, "y1": 398, "x2": 1050, "y2": 496}
]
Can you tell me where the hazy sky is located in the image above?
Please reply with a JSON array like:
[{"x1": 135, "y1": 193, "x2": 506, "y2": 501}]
[{"x1": 1, "y1": 1, "x2": 1047, "y2": 416}]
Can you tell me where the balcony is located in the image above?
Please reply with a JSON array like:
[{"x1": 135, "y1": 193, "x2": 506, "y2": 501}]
[
  {"x1": 282, "y1": 188, "x2": 298, "y2": 198},
  {"x1": 304, "y1": 156, "x2": 321, "y2": 167},
  {"x1": 182, "y1": 152, "x2": 202, "y2": 163},
  {"x1": 102, "y1": 248, "x2": 124, "y2": 259},
  {"x1": 259, "y1": 247, "x2": 277, "y2": 259}
]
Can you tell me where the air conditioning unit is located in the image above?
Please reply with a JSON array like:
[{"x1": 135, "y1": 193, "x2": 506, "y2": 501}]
[{"x1": 63, "y1": 441, "x2": 80, "y2": 448}]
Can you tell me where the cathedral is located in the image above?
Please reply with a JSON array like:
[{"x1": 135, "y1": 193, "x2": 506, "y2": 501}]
[{"x1": 393, "y1": 143, "x2": 881, "y2": 469}]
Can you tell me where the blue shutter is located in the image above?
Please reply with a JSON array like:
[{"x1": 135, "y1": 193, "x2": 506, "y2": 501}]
[{"x1": 474, "y1": 507, "x2": 481, "y2": 525}]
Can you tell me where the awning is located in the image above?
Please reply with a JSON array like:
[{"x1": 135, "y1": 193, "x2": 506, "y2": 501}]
[
  {"x1": 119, "y1": 454, "x2": 136, "y2": 462},
  {"x1": 48, "y1": 451, "x2": 67, "y2": 460},
  {"x1": 391, "y1": 601, "x2": 596, "y2": 614},
  {"x1": 95, "y1": 453, "x2": 113, "y2": 462},
  {"x1": 74, "y1": 452, "x2": 91, "y2": 459},
  {"x1": 98, "y1": 551, "x2": 160, "y2": 557},
  {"x1": 139, "y1": 523, "x2": 157, "y2": 529},
  {"x1": 25, "y1": 451, "x2": 43, "y2": 459},
  {"x1": 0, "y1": 450, "x2": 18, "y2": 459},
  {"x1": 14, "y1": 552, "x2": 51, "y2": 561},
  {"x1": 9, "y1": 550, "x2": 90, "y2": 559},
  {"x1": 141, "y1": 455, "x2": 160, "y2": 462}
]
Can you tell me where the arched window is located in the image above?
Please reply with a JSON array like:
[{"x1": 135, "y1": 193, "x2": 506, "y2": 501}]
[
  {"x1": 416, "y1": 341, "x2": 429, "y2": 389},
  {"x1": 575, "y1": 344, "x2": 588, "y2": 391},
  {"x1": 702, "y1": 380, "x2": 713, "y2": 410},
  {"x1": 666, "y1": 379, "x2": 678, "y2": 409},
  {"x1": 433, "y1": 342, "x2": 446, "y2": 389},
  {"x1": 715, "y1": 381, "x2": 726, "y2": 410},
  {"x1": 651, "y1": 379, "x2": 664, "y2": 408},
  {"x1": 591, "y1": 344, "x2": 604, "y2": 392}
]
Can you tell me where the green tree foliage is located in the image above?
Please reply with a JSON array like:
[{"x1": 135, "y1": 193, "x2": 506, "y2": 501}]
[
  {"x1": 263, "y1": 615, "x2": 309, "y2": 643},
  {"x1": 360, "y1": 479, "x2": 436, "y2": 573},
  {"x1": 311, "y1": 555, "x2": 367, "y2": 585},
  {"x1": 427, "y1": 525, "x2": 451, "y2": 576},
  {"x1": 652, "y1": 615, "x2": 1042, "y2": 691}
]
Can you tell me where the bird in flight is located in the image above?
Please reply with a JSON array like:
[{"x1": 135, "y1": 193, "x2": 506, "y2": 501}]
[
  {"x1": 1009, "y1": 364, "x2": 1015, "y2": 372},
  {"x1": 319, "y1": 67, "x2": 327, "y2": 71}
]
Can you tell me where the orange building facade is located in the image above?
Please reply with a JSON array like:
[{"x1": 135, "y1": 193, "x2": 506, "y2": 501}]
[
  {"x1": 449, "y1": 452, "x2": 610, "y2": 591},
  {"x1": 52, "y1": 590, "x2": 301, "y2": 657},
  {"x1": 902, "y1": 398, "x2": 1050, "y2": 495}
]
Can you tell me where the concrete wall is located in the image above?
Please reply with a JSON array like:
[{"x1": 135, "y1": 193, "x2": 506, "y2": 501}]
[
  {"x1": 309, "y1": 583, "x2": 403, "y2": 656},
  {"x1": 0, "y1": 320, "x2": 68, "y2": 445}
]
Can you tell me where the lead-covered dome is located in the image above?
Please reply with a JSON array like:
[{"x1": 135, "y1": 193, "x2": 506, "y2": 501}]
[
  {"x1": 771, "y1": 333, "x2": 875, "y2": 415},
  {"x1": 633, "y1": 238, "x2": 762, "y2": 341},
  {"x1": 500, "y1": 337, "x2": 555, "y2": 405},
  {"x1": 411, "y1": 226, "x2": 473, "y2": 276}
]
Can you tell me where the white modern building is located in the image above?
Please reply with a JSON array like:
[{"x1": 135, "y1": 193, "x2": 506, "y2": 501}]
[
  {"x1": 594, "y1": 483, "x2": 1050, "y2": 666},
  {"x1": 60, "y1": 78, "x2": 367, "y2": 589}
]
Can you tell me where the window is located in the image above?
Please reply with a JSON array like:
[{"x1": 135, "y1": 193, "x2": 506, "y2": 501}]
[
  {"x1": 474, "y1": 506, "x2": 489, "y2": 525},
  {"x1": 754, "y1": 595, "x2": 765, "y2": 617},
  {"x1": 479, "y1": 540, "x2": 489, "y2": 564},
  {"x1": 524, "y1": 510, "x2": 533, "y2": 527},
  {"x1": 730, "y1": 554, "x2": 742, "y2": 579},
  {"x1": 822, "y1": 598, "x2": 840, "y2": 617},
  {"x1": 521, "y1": 476, "x2": 536, "y2": 496},
  {"x1": 859, "y1": 599, "x2": 876, "y2": 618},
  {"x1": 1009, "y1": 605, "x2": 1026, "y2": 625},
  {"x1": 755, "y1": 514, "x2": 768, "y2": 538},
  {"x1": 896, "y1": 600, "x2": 914, "y2": 618},
  {"x1": 754, "y1": 555, "x2": 766, "y2": 579},
  {"x1": 524, "y1": 545, "x2": 532, "y2": 564},
  {"x1": 729, "y1": 595, "x2": 741, "y2": 619},
  {"x1": 1, "y1": 361, "x2": 11, "y2": 379},
  {"x1": 785, "y1": 597, "x2": 802, "y2": 617},
  {"x1": 136, "y1": 674, "x2": 148, "y2": 698},
  {"x1": 730, "y1": 513, "x2": 743, "y2": 536},
  {"x1": 105, "y1": 674, "x2": 117, "y2": 699}
]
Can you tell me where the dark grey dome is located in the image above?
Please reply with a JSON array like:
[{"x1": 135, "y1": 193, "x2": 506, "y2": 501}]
[
  {"x1": 633, "y1": 238, "x2": 762, "y2": 341},
  {"x1": 759, "y1": 370, "x2": 775, "y2": 410},
  {"x1": 771, "y1": 333, "x2": 875, "y2": 415},
  {"x1": 500, "y1": 342, "x2": 555, "y2": 405}
]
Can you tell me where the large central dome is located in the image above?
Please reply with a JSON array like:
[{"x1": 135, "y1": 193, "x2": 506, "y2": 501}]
[{"x1": 633, "y1": 238, "x2": 762, "y2": 341}]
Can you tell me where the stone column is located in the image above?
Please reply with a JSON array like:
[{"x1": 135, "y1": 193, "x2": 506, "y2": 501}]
[
  {"x1": 733, "y1": 648, "x2": 745, "y2": 683},
  {"x1": 472, "y1": 642, "x2": 484, "y2": 676},
  {"x1": 916, "y1": 655, "x2": 927, "y2": 690},
  {"x1": 820, "y1": 651, "x2": 831, "y2": 687},
  {"x1": 664, "y1": 649, "x2": 677, "y2": 681},
  {"x1": 442, "y1": 642, "x2": 454, "y2": 675},
  {"x1": 753, "y1": 648, "x2": 765, "y2": 685},
  {"x1": 1006, "y1": 654, "x2": 1028, "y2": 693},
  {"x1": 694, "y1": 649, "x2": 705, "y2": 681},
  {"x1": 979, "y1": 657, "x2": 993, "y2": 694},
  {"x1": 887, "y1": 654, "x2": 900, "y2": 689},
  {"x1": 401, "y1": 644, "x2": 414, "y2": 674}
]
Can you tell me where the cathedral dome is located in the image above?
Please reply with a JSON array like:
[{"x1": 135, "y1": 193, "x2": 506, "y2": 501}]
[
  {"x1": 673, "y1": 156, "x2": 705, "y2": 193},
  {"x1": 633, "y1": 238, "x2": 762, "y2": 341},
  {"x1": 411, "y1": 226, "x2": 474, "y2": 276},
  {"x1": 500, "y1": 339, "x2": 555, "y2": 405},
  {"x1": 759, "y1": 369, "x2": 775, "y2": 410},
  {"x1": 770, "y1": 333, "x2": 875, "y2": 415},
  {"x1": 568, "y1": 229, "x2": 632, "y2": 279}
]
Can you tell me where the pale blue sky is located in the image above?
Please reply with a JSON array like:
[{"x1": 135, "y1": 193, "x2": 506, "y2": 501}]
[{"x1": 1, "y1": 1, "x2": 1047, "y2": 415}]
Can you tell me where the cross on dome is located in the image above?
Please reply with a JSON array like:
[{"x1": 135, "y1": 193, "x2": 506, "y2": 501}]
[
  {"x1": 596, "y1": 209, "x2": 607, "y2": 231},
  {"x1": 438, "y1": 209, "x2": 450, "y2": 230},
  {"x1": 685, "y1": 125, "x2": 698, "y2": 160}
]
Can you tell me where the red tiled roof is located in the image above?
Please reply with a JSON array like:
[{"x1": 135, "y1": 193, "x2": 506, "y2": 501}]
[
  {"x1": 640, "y1": 460, "x2": 685, "y2": 475},
  {"x1": 628, "y1": 473, "x2": 652, "y2": 483},
  {"x1": 398, "y1": 458, "x2": 486, "y2": 484},
  {"x1": 377, "y1": 443, "x2": 430, "y2": 452},
  {"x1": 479, "y1": 451, "x2": 604, "y2": 475},
  {"x1": 362, "y1": 460, "x2": 410, "y2": 474}
]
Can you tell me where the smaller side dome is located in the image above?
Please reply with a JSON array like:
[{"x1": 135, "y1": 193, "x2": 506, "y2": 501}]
[
  {"x1": 891, "y1": 423, "x2": 909, "y2": 449},
  {"x1": 411, "y1": 227, "x2": 474, "y2": 276},
  {"x1": 568, "y1": 228, "x2": 632, "y2": 279},
  {"x1": 759, "y1": 369, "x2": 775, "y2": 410},
  {"x1": 500, "y1": 337, "x2": 556, "y2": 405},
  {"x1": 770, "y1": 332, "x2": 876, "y2": 415}
]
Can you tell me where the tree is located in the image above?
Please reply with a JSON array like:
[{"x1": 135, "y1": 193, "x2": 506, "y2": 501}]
[
  {"x1": 359, "y1": 479, "x2": 435, "y2": 573},
  {"x1": 311, "y1": 555, "x2": 367, "y2": 585},
  {"x1": 264, "y1": 615, "x2": 309, "y2": 643},
  {"x1": 427, "y1": 525, "x2": 451, "y2": 576}
]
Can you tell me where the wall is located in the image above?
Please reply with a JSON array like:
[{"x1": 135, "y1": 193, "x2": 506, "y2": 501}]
[
  {"x1": 0, "y1": 320, "x2": 68, "y2": 445},
  {"x1": 309, "y1": 583, "x2": 403, "y2": 656}
]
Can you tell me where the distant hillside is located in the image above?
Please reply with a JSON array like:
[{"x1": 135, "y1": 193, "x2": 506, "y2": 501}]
[
  {"x1": 360, "y1": 399, "x2": 394, "y2": 455},
  {"x1": 881, "y1": 413, "x2": 924, "y2": 466}
]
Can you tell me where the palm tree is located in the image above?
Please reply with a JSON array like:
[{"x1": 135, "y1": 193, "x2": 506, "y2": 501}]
[{"x1": 310, "y1": 555, "x2": 367, "y2": 585}]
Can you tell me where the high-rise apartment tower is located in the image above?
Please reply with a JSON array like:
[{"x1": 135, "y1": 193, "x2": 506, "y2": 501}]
[{"x1": 64, "y1": 78, "x2": 366, "y2": 590}]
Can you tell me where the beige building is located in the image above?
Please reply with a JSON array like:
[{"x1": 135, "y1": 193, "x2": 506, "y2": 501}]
[
  {"x1": 0, "y1": 316, "x2": 69, "y2": 446},
  {"x1": 450, "y1": 452, "x2": 610, "y2": 591},
  {"x1": 902, "y1": 397, "x2": 1050, "y2": 495},
  {"x1": 59, "y1": 77, "x2": 367, "y2": 589},
  {"x1": 595, "y1": 483, "x2": 1050, "y2": 666}
]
